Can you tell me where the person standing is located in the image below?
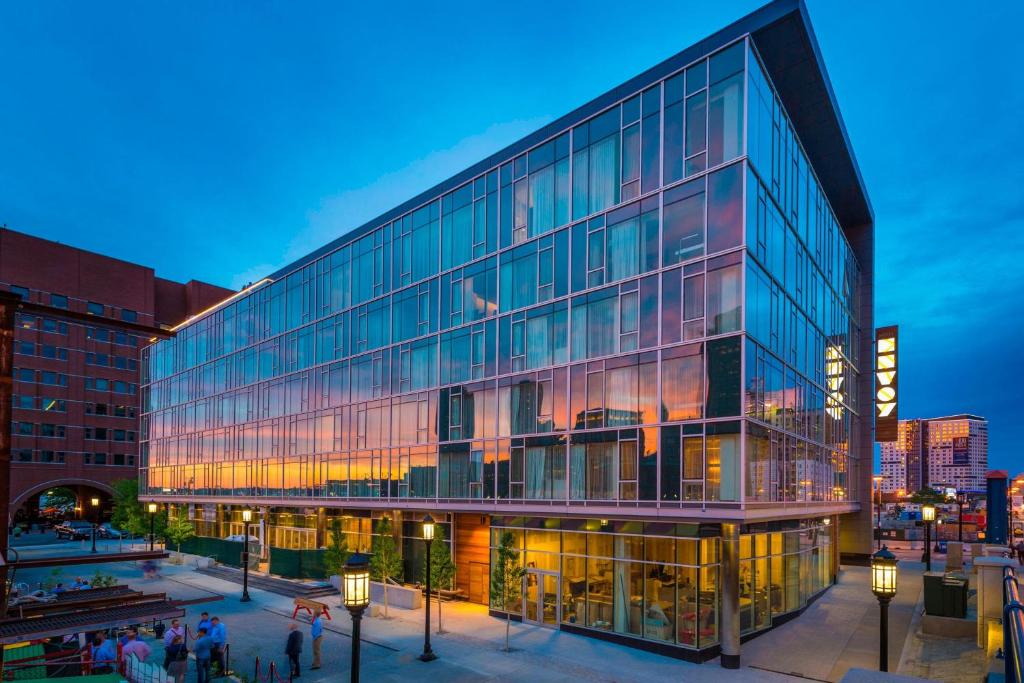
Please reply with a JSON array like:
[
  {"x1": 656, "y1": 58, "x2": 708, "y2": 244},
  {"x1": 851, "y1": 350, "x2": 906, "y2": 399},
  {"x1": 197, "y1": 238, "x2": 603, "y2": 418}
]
[
  {"x1": 165, "y1": 635, "x2": 189, "y2": 683},
  {"x1": 122, "y1": 630, "x2": 152, "y2": 663},
  {"x1": 193, "y1": 627, "x2": 213, "y2": 683},
  {"x1": 90, "y1": 632, "x2": 116, "y2": 674},
  {"x1": 163, "y1": 619, "x2": 185, "y2": 668},
  {"x1": 196, "y1": 612, "x2": 212, "y2": 636},
  {"x1": 209, "y1": 616, "x2": 227, "y2": 676},
  {"x1": 310, "y1": 609, "x2": 323, "y2": 670},
  {"x1": 285, "y1": 623, "x2": 303, "y2": 679}
]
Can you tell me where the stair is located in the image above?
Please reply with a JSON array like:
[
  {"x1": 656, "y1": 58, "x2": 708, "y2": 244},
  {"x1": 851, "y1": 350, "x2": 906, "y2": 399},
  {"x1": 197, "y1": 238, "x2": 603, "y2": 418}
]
[{"x1": 196, "y1": 565, "x2": 338, "y2": 599}]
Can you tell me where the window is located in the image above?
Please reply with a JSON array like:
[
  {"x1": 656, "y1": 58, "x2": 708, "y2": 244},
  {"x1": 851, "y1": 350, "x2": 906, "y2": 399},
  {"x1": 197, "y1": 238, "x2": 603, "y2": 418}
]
[
  {"x1": 16, "y1": 341, "x2": 33, "y2": 355},
  {"x1": 663, "y1": 177, "x2": 705, "y2": 265},
  {"x1": 40, "y1": 424, "x2": 65, "y2": 438},
  {"x1": 40, "y1": 371, "x2": 67, "y2": 386},
  {"x1": 14, "y1": 395, "x2": 34, "y2": 409},
  {"x1": 707, "y1": 163, "x2": 743, "y2": 253},
  {"x1": 40, "y1": 397, "x2": 65, "y2": 412},
  {"x1": 706, "y1": 255, "x2": 742, "y2": 336},
  {"x1": 573, "y1": 107, "x2": 621, "y2": 220},
  {"x1": 15, "y1": 368, "x2": 34, "y2": 382},
  {"x1": 707, "y1": 42, "x2": 745, "y2": 168},
  {"x1": 50, "y1": 293, "x2": 68, "y2": 308},
  {"x1": 87, "y1": 302, "x2": 104, "y2": 315},
  {"x1": 121, "y1": 309, "x2": 138, "y2": 322},
  {"x1": 15, "y1": 422, "x2": 34, "y2": 435},
  {"x1": 10, "y1": 285, "x2": 29, "y2": 300},
  {"x1": 569, "y1": 438, "x2": 617, "y2": 500},
  {"x1": 662, "y1": 344, "x2": 704, "y2": 421}
]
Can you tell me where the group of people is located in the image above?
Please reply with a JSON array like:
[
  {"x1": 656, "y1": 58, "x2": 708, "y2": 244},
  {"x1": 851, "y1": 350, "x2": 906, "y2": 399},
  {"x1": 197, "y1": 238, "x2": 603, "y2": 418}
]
[
  {"x1": 164, "y1": 613, "x2": 229, "y2": 683},
  {"x1": 86, "y1": 612, "x2": 228, "y2": 683},
  {"x1": 52, "y1": 576, "x2": 93, "y2": 593},
  {"x1": 284, "y1": 608, "x2": 325, "y2": 678}
]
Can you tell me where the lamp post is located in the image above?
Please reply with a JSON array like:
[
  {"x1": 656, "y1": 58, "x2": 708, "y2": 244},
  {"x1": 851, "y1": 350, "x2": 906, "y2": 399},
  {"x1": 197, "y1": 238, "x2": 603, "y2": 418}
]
[
  {"x1": 873, "y1": 475, "x2": 884, "y2": 549},
  {"x1": 956, "y1": 490, "x2": 966, "y2": 542},
  {"x1": 420, "y1": 514, "x2": 437, "y2": 662},
  {"x1": 241, "y1": 508, "x2": 253, "y2": 602},
  {"x1": 147, "y1": 502, "x2": 157, "y2": 551},
  {"x1": 871, "y1": 545, "x2": 898, "y2": 672},
  {"x1": 90, "y1": 497, "x2": 100, "y2": 553},
  {"x1": 343, "y1": 554, "x2": 371, "y2": 683},
  {"x1": 921, "y1": 504, "x2": 935, "y2": 571}
]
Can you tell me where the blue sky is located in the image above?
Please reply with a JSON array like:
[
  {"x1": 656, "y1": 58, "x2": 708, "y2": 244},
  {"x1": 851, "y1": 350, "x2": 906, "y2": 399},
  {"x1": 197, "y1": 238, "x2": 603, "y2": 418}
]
[{"x1": 1, "y1": 1, "x2": 1021, "y2": 471}]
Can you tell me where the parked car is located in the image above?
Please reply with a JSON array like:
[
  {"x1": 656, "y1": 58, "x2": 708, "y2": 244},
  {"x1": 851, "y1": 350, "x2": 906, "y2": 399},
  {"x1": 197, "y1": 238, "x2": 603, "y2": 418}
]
[
  {"x1": 55, "y1": 520, "x2": 94, "y2": 540},
  {"x1": 98, "y1": 523, "x2": 125, "y2": 539},
  {"x1": 223, "y1": 534, "x2": 260, "y2": 543}
]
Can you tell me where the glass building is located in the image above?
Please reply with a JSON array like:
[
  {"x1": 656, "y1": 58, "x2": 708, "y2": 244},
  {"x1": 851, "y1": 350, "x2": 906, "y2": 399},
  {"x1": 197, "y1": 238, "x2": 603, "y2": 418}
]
[{"x1": 141, "y1": 0, "x2": 873, "y2": 664}]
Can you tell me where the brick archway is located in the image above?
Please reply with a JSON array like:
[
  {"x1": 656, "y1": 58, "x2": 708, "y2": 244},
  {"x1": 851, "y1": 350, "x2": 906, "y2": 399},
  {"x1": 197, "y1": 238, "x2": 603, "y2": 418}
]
[{"x1": 11, "y1": 478, "x2": 116, "y2": 510}]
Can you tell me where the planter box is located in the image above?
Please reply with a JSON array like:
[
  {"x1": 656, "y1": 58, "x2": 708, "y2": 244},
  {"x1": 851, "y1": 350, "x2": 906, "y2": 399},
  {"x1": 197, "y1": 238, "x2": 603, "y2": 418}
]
[{"x1": 370, "y1": 581, "x2": 422, "y2": 610}]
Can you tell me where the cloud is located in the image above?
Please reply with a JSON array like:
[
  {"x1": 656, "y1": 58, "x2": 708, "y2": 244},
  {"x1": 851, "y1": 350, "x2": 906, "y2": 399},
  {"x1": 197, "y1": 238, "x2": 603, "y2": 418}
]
[{"x1": 228, "y1": 116, "x2": 551, "y2": 289}]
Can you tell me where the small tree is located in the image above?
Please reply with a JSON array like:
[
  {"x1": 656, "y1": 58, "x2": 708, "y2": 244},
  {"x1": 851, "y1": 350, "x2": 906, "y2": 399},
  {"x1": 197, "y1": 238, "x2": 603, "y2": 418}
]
[
  {"x1": 490, "y1": 531, "x2": 525, "y2": 652},
  {"x1": 422, "y1": 525, "x2": 456, "y2": 634},
  {"x1": 110, "y1": 478, "x2": 166, "y2": 543},
  {"x1": 323, "y1": 520, "x2": 352, "y2": 578},
  {"x1": 165, "y1": 512, "x2": 195, "y2": 562},
  {"x1": 369, "y1": 517, "x2": 404, "y2": 618},
  {"x1": 909, "y1": 488, "x2": 947, "y2": 505}
]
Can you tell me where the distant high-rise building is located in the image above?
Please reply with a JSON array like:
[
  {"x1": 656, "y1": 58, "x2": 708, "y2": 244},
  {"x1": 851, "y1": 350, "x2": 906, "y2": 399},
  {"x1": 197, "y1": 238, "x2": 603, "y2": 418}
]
[{"x1": 879, "y1": 415, "x2": 987, "y2": 494}]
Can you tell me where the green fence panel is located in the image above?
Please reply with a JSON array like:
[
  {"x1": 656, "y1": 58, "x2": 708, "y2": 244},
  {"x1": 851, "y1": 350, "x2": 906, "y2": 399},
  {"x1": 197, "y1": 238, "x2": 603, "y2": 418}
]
[
  {"x1": 179, "y1": 536, "x2": 245, "y2": 567},
  {"x1": 269, "y1": 548, "x2": 327, "y2": 579}
]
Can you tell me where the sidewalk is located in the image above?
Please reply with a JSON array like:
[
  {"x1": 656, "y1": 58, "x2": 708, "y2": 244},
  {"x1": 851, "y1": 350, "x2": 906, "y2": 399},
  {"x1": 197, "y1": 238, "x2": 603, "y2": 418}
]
[
  {"x1": 743, "y1": 562, "x2": 925, "y2": 682},
  {"x1": 11, "y1": 545, "x2": 798, "y2": 682}
]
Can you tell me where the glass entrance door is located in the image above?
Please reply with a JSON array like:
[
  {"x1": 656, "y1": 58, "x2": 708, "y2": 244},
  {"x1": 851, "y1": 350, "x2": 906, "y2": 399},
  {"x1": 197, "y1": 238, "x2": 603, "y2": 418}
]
[{"x1": 524, "y1": 569, "x2": 559, "y2": 627}]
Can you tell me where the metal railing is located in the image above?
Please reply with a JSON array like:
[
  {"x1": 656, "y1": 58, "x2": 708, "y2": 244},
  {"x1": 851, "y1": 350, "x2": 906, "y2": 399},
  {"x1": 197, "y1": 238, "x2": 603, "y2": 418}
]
[{"x1": 1004, "y1": 565, "x2": 1024, "y2": 683}]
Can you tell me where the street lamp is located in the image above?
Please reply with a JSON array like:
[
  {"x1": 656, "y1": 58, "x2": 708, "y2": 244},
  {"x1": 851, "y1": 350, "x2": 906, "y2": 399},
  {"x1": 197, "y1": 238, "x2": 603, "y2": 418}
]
[
  {"x1": 873, "y1": 475, "x2": 884, "y2": 549},
  {"x1": 240, "y1": 508, "x2": 253, "y2": 602},
  {"x1": 956, "y1": 490, "x2": 967, "y2": 542},
  {"x1": 342, "y1": 554, "x2": 371, "y2": 683},
  {"x1": 921, "y1": 504, "x2": 935, "y2": 571},
  {"x1": 147, "y1": 502, "x2": 158, "y2": 551},
  {"x1": 420, "y1": 514, "x2": 438, "y2": 662},
  {"x1": 90, "y1": 497, "x2": 100, "y2": 553},
  {"x1": 871, "y1": 545, "x2": 898, "y2": 672}
]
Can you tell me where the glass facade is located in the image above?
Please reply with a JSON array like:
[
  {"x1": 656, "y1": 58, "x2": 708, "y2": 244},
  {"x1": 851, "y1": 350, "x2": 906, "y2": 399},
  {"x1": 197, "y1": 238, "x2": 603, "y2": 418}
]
[
  {"x1": 141, "y1": 27, "x2": 865, "y2": 657},
  {"x1": 489, "y1": 516, "x2": 831, "y2": 650},
  {"x1": 141, "y1": 38, "x2": 860, "y2": 510}
]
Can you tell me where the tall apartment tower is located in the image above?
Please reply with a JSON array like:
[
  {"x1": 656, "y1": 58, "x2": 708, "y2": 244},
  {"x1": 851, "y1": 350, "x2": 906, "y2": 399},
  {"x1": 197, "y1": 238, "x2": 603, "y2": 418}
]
[
  {"x1": 879, "y1": 415, "x2": 988, "y2": 495},
  {"x1": 140, "y1": 0, "x2": 874, "y2": 663},
  {"x1": 0, "y1": 227, "x2": 233, "y2": 521}
]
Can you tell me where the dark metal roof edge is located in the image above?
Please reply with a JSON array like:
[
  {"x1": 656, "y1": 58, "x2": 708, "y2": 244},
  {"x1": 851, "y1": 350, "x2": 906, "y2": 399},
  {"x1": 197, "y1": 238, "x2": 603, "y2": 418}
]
[
  {"x1": 793, "y1": 0, "x2": 874, "y2": 222},
  {"x1": 265, "y1": 0, "x2": 868, "y2": 281}
]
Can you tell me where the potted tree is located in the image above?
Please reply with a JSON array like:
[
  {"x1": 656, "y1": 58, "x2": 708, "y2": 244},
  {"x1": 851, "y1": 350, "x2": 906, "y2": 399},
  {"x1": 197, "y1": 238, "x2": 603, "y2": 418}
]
[
  {"x1": 369, "y1": 517, "x2": 403, "y2": 618},
  {"x1": 323, "y1": 519, "x2": 351, "y2": 601},
  {"x1": 490, "y1": 530, "x2": 525, "y2": 652},
  {"x1": 423, "y1": 524, "x2": 456, "y2": 634}
]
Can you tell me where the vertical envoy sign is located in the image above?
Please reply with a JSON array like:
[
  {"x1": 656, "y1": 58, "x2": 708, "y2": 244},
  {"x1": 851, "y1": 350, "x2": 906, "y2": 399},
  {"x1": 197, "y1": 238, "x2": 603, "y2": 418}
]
[{"x1": 875, "y1": 326, "x2": 898, "y2": 442}]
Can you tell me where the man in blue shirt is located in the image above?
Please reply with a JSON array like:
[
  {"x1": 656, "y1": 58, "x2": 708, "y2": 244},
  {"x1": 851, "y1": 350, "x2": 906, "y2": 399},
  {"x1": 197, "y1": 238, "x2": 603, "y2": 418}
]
[
  {"x1": 196, "y1": 612, "x2": 212, "y2": 635},
  {"x1": 209, "y1": 616, "x2": 227, "y2": 677},
  {"x1": 310, "y1": 610, "x2": 324, "y2": 670},
  {"x1": 193, "y1": 627, "x2": 213, "y2": 683},
  {"x1": 91, "y1": 632, "x2": 116, "y2": 674}
]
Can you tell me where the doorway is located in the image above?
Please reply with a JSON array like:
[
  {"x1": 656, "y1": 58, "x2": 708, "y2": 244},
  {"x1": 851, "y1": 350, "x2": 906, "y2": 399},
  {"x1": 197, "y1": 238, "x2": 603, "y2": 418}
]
[{"x1": 523, "y1": 569, "x2": 559, "y2": 627}]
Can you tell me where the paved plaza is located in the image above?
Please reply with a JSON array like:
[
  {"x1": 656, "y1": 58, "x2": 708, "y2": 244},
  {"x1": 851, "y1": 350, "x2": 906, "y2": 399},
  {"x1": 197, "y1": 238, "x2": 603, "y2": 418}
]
[{"x1": 8, "y1": 537, "x2": 987, "y2": 683}]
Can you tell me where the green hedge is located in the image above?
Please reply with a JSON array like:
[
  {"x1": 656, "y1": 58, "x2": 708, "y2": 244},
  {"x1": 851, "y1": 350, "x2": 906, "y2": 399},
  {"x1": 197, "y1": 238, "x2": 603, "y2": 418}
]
[
  {"x1": 178, "y1": 536, "x2": 246, "y2": 567},
  {"x1": 269, "y1": 547, "x2": 328, "y2": 579}
]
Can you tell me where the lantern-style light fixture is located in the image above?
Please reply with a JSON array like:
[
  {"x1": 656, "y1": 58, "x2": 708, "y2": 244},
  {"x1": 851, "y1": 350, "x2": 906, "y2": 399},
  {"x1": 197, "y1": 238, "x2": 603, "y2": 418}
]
[
  {"x1": 242, "y1": 508, "x2": 253, "y2": 523},
  {"x1": 871, "y1": 545, "x2": 898, "y2": 599},
  {"x1": 343, "y1": 554, "x2": 371, "y2": 610},
  {"x1": 422, "y1": 514, "x2": 435, "y2": 541},
  {"x1": 871, "y1": 545, "x2": 898, "y2": 671},
  {"x1": 91, "y1": 497, "x2": 100, "y2": 507},
  {"x1": 822, "y1": 517, "x2": 832, "y2": 526},
  {"x1": 921, "y1": 504, "x2": 936, "y2": 522},
  {"x1": 148, "y1": 502, "x2": 158, "y2": 514}
]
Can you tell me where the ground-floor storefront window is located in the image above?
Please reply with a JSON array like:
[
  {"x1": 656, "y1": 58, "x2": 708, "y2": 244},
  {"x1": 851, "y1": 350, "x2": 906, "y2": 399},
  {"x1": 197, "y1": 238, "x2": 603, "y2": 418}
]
[{"x1": 490, "y1": 516, "x2": 832, "y2": 652}]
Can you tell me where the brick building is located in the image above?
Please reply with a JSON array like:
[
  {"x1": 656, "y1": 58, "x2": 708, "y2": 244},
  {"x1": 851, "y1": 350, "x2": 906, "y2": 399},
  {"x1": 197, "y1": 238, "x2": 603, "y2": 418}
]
[{"x1": 1, "y1": 227, "x2": 232, "y2": 522}]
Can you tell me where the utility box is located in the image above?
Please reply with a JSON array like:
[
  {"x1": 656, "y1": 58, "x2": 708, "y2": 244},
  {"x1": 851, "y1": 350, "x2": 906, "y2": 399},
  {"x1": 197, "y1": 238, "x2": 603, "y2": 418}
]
[{"x1": 923, "y1": 572, "x2": 968, "y2": 618}]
